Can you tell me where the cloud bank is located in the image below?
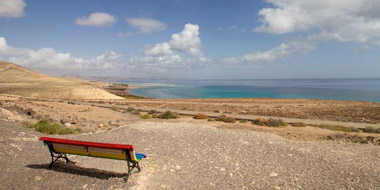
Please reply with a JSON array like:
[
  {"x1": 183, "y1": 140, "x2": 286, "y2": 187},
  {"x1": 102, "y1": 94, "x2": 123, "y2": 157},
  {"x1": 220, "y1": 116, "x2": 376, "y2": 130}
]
[
  {"x1": 0, "y1": 37, "x2": 119, "y2": 70},
  {"x1": 223, "y1": 0, "x2": 380, "y2": 65},
  {"x1": 0, "y1": 23, "x2": 206, "y2": 74},
  {"x1": 254, "y1": 0, "x2": 380, "y2": 44}
]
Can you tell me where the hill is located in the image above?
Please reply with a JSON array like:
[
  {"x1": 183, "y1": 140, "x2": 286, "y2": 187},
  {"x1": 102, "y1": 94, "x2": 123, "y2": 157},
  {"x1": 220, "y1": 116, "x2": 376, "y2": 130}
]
[{"x1": 0, "y1": 61, "x2": 123, "y2": 100}]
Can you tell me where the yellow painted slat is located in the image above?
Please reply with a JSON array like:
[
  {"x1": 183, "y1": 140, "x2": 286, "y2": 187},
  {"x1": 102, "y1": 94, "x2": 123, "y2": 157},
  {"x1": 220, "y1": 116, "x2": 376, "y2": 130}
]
[
  {"x1": 51, "y1": 143, "x2": 138, "y2": 161},
  {"x1": 88, "y1": 147, "x2": 127, "y2": 160},
  {"x1": 52, "y1": 144, "x2": 88, "y2": 156}
]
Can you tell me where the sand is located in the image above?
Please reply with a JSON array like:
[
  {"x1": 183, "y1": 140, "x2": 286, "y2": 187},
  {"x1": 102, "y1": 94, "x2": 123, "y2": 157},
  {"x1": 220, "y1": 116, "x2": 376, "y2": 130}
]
[{"x1": 0, "y1": 61, "x2": 123, "y2": 100}]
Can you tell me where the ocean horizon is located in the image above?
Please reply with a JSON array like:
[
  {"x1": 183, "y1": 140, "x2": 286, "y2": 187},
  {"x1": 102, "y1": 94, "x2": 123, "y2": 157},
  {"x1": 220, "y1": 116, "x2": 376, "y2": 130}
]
[{"x1": 123, "y1": 78, "x2": 380, "y2": 103}]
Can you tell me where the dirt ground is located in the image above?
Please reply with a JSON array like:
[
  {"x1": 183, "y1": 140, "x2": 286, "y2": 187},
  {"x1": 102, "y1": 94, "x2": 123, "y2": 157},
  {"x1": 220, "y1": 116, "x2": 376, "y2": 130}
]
[
  {"x1": 1, "y1": 95, "x2": 380, "y2": 189},
  {"x1": 102, "y1": 98, "x2": 380, "y2": 124},
  {"x1": 0, "y1": 61, "x2": 123, "y2": 100}
]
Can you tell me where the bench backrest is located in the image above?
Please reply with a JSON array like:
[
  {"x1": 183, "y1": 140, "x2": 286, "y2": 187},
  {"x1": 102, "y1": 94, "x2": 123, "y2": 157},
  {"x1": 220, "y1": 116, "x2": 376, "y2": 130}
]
[{"x1": 39, "y1": 137, "x2": 139, "y2": 162}]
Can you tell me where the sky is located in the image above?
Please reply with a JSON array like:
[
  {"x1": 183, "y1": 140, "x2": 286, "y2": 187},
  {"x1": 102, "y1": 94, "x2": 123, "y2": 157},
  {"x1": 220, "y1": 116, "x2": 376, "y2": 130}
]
[{"x1": 0, "y1": 0, "x2": 380, "y2": 79}]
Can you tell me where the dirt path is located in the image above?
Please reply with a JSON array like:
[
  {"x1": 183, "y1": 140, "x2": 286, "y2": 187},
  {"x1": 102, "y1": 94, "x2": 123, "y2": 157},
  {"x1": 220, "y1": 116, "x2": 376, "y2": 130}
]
[{"x1": 2, "y1": 118, "x2": 380, "y2": 189}]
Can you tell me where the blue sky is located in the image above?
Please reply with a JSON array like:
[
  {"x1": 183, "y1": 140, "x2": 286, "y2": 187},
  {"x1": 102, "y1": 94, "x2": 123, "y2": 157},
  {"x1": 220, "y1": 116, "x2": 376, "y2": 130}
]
[{"x1": 0, "y1": 0, "x2": 379, "y2": 79}]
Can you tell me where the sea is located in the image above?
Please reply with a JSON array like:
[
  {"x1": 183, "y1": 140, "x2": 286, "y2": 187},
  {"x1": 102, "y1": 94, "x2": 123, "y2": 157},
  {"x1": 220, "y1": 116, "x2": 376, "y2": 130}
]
[{"x1": 119, "y1": 78, "x2": 380, "y2": 103}]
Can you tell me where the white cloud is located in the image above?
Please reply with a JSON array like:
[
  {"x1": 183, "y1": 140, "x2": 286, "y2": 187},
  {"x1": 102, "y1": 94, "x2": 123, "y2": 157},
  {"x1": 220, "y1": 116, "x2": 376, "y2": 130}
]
[
  {"x1": 144, "y1": 42, "x2": 173, "y2": 57},
  {"x1": 76, "y1": 12, "x2": 116, "y2": 27},
  {"x1": 0, "y1": 37, "x2": 8, "y2": 51},
  {"x1": 129, "y1": 54, "x2": 184, "y2": 70},
  {"x1": 0, "y1": 36, "x2": 119, "y2": 70},
  {"x1": 1, "y1": 24, "x2": 207, "y2": 75},
  {"x1": 144, "y1": 23, "x2": 205, "y2": 58},
  {"x1": 0, "y1": 0, "x2": 26, "y2": 18},
  {"x1": 222, "y1": 35, "x2": 320, "y2": 64},
  {"x1": 140, "y1": 23, "x2": 207, "y2": 70},
  {"x1": 168, "y1": 24, "x2": 203, "y2": 57},
  {"x1": 222, "y1": 43, "x2": 290, "y2": 64},
  {"x1": 254, "y1": 0, "x2": 380, "y2": 44},
  {"x1": 126, "y1": 17, "x2": 166, "y2": 34}
]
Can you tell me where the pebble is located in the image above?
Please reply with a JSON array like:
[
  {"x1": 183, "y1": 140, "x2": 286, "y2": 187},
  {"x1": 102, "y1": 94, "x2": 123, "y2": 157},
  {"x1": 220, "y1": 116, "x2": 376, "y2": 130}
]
[
  {"x1": 34, "y1": 176, "x2": 42, "y2": 181},
  {"x1": 270, "y1": 172, "x2": 278, "y2": 177}
]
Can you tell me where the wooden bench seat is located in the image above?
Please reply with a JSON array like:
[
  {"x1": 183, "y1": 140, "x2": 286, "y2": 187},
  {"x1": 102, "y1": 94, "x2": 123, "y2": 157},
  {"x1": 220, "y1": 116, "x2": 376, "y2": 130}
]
[{"x1": 39, "y1": 137, "x2": 146, "y2": 175}]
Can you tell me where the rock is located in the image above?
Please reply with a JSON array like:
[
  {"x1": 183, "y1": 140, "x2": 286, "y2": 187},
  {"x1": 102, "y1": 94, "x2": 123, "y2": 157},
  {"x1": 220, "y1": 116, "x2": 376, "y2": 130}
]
[
  {"x1": 270, "y1": 172, "x2": 278, "y2": 177},
  {"x1": 34, "y1": 176, "x2": 42, "y2": 181},
  {"x1": 220, "y1": 167, "x2": 226, "y2": 171},
  {"x1": 60, "y1": 119, "x2": 69, "y2": 124},
  {"x1": 64, "y1": 123, "x2": 72, "y2": 127},
  {"x1": 175, "y1": 165, "x2": 181, "y2": 170},
  {"x1": 24, "y1": 108, "x2": 35, "y2": 116}
]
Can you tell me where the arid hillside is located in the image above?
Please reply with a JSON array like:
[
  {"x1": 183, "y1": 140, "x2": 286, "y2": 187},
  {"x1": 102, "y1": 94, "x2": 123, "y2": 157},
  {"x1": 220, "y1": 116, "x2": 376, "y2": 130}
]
[{"x1": 0, "y1": 61, "x2": 123, "y2": 100}]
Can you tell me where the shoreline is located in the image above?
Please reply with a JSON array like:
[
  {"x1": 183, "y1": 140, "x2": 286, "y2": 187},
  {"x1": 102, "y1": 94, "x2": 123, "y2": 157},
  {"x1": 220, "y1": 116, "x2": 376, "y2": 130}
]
[{"x1": 126, "y1": 85, "x2": 380, "y2": 104}]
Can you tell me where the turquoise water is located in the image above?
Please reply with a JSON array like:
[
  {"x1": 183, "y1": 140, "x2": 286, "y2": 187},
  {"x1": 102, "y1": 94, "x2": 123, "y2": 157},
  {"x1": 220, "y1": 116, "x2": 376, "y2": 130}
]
[{"x1": 125, "y1": 79, "x2": 380, "y2": 102}]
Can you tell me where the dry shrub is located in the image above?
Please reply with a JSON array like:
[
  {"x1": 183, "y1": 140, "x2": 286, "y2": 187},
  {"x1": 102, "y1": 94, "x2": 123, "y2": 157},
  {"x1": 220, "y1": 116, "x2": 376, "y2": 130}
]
[
  {"x1": 252, "y1": 118, "x2": 287, "y2": 127},
  {"x1": 193, "y1": 113, "x2": 208, "y2": 119},
  {"x1": 361, "y1": 127, "x2": 380, "y2": 134},
  {"x1": 25, "y1": 119, "x2": 81, "y2": 135},
  {"x1": 158, "y1": 111, "x2": 179, "y2": 119},
  {"x1": 291, "y1": 122, "x2": 306, "y2": 127},
  {"x1": 140, "y1": 114, "x2": 151, "y2": 119},
  {"x1": 216, "y1": 114, "x2": 236, "y2": 123}
]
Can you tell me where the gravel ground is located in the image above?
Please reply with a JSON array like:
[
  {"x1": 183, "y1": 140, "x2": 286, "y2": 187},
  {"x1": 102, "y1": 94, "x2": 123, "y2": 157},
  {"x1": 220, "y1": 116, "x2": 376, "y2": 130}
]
[{"x1": 1, "y1": 119, "x2": 380, "y2": 190}]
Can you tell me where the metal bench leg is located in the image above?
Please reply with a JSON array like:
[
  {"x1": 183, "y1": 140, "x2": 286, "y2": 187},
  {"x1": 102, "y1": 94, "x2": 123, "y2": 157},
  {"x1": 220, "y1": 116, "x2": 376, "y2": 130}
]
[
  {"x1": 62, "y1": 153, "x2": 70, "y2": 163},
  {"x1": 48, "y1": 150, "x2": 71, "y2": 168},
  {"x1": 126, "y1": 161, "x2": 141, "y2": 175},
  {"x1": 137, "y1": 162, "x2": 141, "y2": 172}
]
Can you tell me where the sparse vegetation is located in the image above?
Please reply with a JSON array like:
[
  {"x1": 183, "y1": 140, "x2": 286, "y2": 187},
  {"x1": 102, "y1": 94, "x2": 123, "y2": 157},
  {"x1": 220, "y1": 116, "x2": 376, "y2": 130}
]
[
  {"x1": 127, "y1": 107, "x2": 135, "y2": 112},
  {"x1": 111, "y1": 106, "x2": 119, "y2": 111},
  {"x1": 216, "y1": 114, "x2": 237, "y2": 123},
  {"x1": 193, "y1": 113, "x2": 208, "y2": 119},
  {"x1": 140, "y1": 114, "x2": 151, "y2": 119},
  {"x1": 361, "y1": 126, "x2": 380, "y2": 134},
  {"x1": 158, "y1": 111, "x2": 179, "y2": 119},
  {"x1": 239, "y1": 120, "x2": 248, "y2": 123},
  {"x1": 148, "y1": 110, "x2": 158, "y2": 114},
  {"x1": 265, "y1": 118, "x2": 287, "y2": 127},
  {"x1": 24, "y1": 119, "x2": 81, "y2": 135},
  {"x1": 291, "y1": 122, "x2": 307, "y2": 127},
  {"x1": 315, "y1": 124, "x2": 360, "y2": 132},
  {"x1": 252, "y1": 118, "x2": 287, "y2": 127},
  {"x1": 132, "y1": 110, "x2": 141, "y2": 116}
]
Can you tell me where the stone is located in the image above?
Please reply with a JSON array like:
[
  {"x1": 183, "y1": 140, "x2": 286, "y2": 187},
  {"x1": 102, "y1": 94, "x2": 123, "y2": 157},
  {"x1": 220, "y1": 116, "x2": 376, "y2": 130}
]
[{"x1": 270, "y1": 172, "x2": 278, "y2": 177}]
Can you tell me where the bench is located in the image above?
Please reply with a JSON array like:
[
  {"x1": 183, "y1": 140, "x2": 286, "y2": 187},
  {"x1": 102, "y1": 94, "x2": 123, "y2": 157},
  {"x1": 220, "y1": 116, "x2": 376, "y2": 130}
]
[{"x1": 39, "y1": 137, "x2": 146, "y2": 175}]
